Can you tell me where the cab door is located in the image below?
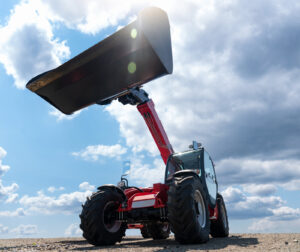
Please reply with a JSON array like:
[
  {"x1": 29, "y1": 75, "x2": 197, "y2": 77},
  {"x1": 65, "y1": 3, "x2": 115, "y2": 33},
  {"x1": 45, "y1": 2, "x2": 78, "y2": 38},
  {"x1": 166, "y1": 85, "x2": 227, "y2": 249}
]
[{"x1": 203, "y1": 150, "x2": 218, "y2": 207}]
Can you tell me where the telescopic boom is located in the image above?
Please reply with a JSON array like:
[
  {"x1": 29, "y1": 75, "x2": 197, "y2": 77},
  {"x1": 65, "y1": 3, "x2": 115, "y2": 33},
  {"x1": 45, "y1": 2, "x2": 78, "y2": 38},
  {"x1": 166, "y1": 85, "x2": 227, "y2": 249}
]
[{"x1": 119, "y1": 88, "x2": 174, "y2": 164}]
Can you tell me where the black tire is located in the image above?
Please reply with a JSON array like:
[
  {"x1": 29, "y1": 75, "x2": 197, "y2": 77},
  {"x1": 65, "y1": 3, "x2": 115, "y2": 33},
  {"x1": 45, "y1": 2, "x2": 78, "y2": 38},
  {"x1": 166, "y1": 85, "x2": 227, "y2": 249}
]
[
  {"x1": 140, "y1": 225, "x2": 151, "y2": 238},
  {"x1": 210, "y1": 193, "x2": 229, "y2": 237},
  {"x1": 147, "y1": 222, "x2": 170, "y2": 240},
  {"x1": 79, "y1": 188, "x2": 126, "y2": 246},
  {"x1": 167, "y1": 175, "x2": 210, "y2": 244}
]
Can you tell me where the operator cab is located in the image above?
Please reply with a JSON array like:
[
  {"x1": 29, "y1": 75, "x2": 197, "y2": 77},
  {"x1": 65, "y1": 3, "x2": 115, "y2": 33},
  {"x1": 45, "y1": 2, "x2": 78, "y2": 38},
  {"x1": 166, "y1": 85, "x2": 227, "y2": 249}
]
[{"x1": 165, "y1": 144, "x2": 218, "y2": 207}]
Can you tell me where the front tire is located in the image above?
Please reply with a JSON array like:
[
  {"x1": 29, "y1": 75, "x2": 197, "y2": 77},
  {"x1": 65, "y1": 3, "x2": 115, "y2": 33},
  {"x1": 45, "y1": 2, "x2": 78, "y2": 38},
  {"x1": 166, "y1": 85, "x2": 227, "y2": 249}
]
[
  {"x1": 167, "y1": 175, "x2": 210, "y2": 244},
  {"x1": 210, "y1": 193, "x2": 229, "y2": 237},
  {"x1": 147, "y1": 222, "x2": 170, "y2": 240},
  {"x1": 79, "y1": 188, "x2": 126, "y2": 246}
]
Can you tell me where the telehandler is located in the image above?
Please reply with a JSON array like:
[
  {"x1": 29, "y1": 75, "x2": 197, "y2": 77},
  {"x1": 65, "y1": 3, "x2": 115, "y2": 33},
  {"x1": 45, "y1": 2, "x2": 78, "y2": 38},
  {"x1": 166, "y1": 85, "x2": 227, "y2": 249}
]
[{"x1": 27, "y1": 7, "x2": 229, "y2": 245}]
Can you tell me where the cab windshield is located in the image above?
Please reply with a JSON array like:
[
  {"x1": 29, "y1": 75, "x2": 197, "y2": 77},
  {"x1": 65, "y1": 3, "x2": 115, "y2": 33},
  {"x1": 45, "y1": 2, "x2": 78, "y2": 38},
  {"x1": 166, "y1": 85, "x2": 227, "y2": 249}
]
[{"x1": 165, "y1": 150, "x2": 201, "y2": 181}]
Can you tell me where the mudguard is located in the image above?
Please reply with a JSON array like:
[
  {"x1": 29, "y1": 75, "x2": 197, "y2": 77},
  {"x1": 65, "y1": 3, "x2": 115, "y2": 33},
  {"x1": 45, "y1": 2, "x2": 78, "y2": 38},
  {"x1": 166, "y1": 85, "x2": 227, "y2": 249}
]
[
  {"x1": 26, "y1": 7, "x2": 173, "y2": 114},
  {"x1": 173, "y1": 169, "x2": 200, "y2": 179},
  {"x1": 97, "y1": 184, "x2": 126, "y2": 201}
]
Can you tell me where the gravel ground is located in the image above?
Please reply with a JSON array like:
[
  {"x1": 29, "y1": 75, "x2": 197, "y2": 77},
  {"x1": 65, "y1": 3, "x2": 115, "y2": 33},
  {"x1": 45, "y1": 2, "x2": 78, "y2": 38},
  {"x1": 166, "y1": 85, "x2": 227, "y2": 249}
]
[{"x1": 0, "y1": 234, "x2": 300, "y2": 252}]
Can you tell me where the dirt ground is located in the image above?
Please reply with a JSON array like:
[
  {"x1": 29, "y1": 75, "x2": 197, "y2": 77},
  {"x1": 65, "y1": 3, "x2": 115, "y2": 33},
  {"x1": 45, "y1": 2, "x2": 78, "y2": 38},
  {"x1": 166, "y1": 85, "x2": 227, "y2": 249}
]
[{"x1": 0, "y1": 234, "x2": 300, "y2": 252}]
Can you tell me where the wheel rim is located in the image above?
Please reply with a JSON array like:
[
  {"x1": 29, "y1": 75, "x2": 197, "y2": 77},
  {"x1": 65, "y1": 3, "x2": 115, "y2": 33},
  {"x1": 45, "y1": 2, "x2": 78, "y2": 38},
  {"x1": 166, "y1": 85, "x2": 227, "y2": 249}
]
[
  {"x1": 161, "y1": 223, "x2": 169, "y2": 232},
  {"x1": 103, "y1": 201, "x2": 121, "y2": 233},
  {"x1": 220, "y1": 202, "x2": 228, "y2": 229},
  {"x1": 194, "y1": 190, "x2": 206, "y2": 228}
]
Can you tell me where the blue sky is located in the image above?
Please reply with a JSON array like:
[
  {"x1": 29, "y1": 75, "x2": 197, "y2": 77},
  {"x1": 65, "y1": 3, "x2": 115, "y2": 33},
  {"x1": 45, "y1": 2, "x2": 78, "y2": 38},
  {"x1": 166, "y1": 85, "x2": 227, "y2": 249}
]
[{"x1": 1, "y1": 0, "x2": 300, "y2": 238}]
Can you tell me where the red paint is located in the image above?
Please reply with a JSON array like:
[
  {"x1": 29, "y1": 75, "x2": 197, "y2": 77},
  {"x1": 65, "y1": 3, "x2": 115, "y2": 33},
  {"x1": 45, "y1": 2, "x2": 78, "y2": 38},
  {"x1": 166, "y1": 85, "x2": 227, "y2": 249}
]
[
  {"x1": 118, "y1": 183, "x2": 169, "y2": 212},
  {"x1": 116, "y1": 99, "x2": 173, "y2": 226},
  {"x1": 137, "y1": 99, "x2": 174, "y2": 164},
  {"x1": 209, "y1": 203, "x2": 219, "y2": 220},
  {"x1": 128, "y1": 224, "x2": 144, "y2": 229}
]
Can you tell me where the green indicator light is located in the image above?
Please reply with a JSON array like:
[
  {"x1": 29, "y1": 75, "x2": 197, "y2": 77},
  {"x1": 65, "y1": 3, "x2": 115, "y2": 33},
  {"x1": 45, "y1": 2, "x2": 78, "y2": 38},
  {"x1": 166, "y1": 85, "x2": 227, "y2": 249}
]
[
  {"x1": 128, "y1": 62, "x2": 136, "y2": 74},
  {"x1": 131, "y1": 28, "x2": 137, "y2": 39}
]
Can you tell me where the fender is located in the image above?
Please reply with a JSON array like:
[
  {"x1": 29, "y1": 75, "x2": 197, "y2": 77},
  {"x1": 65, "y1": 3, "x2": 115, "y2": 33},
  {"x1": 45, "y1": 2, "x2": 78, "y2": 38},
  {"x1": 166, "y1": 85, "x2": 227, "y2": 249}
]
[
  {"x1": 173, "y1": 169, "x2": 200, "y2": 180},
  {"x1": 97, "y1": 184, "x2": 126, "y2": 201}
]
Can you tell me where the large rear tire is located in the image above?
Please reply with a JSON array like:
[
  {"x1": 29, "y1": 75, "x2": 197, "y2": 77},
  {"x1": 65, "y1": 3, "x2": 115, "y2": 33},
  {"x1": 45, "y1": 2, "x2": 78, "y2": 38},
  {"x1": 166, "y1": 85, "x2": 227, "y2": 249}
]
[
  {"x1": 167, "y1": 175, "x2": 210, "y2": 244},
  {"x1": 147, "y1": 222, "x2": 170, "y2": 240},
  {"x1": 210, "y1": 193, "x2": 229, "y2": 237},
  {"x1": 79, "y1": 188, "x2": 126, "y2": 246}
]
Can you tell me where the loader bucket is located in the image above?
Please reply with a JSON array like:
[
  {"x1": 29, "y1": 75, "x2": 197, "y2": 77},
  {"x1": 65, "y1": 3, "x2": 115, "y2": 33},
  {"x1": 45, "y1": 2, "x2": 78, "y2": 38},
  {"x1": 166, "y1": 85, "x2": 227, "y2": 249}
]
[{"x1": 26, "y1": 7, "x2": 173, "y2": 114}]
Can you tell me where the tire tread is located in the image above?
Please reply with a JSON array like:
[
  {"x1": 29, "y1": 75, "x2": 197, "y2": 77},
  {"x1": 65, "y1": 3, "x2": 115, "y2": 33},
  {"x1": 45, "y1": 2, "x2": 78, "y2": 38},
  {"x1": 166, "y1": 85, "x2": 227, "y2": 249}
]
[{"x1": 167, "y1": 176, "x2": 210, "y2": 244}]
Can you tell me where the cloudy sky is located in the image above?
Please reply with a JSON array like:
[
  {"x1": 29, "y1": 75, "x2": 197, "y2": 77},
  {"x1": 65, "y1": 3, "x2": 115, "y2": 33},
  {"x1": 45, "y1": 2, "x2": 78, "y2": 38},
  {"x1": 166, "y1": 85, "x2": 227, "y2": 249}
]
[{"x1": 0, "y1": 0, "x2": 300, "y2": 238}]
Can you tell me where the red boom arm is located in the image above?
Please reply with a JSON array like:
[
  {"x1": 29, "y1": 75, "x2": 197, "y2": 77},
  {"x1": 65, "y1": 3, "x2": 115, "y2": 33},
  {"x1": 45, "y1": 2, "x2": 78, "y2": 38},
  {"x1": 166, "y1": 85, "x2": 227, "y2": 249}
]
[{"x1": 137, "y1": 99, "x2": 174, "y2": 164}]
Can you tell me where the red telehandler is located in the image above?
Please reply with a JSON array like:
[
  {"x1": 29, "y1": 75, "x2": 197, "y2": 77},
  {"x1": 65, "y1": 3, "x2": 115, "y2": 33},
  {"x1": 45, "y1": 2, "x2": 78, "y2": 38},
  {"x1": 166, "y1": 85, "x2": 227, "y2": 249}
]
[{"x1": 26, "y1": 7, "x2": 229, "y2": 245}]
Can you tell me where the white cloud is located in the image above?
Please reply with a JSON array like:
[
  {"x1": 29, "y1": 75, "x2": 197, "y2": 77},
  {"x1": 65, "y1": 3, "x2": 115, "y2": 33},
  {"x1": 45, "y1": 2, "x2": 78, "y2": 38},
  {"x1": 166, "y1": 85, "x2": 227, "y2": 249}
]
[
  {"x1": 0, "y1": 147, "x2": 10, "y2": 175},
  {"x1": 0, "y1": 182, "x2": 19, "y2": 200},
  {"x1": 49, "y1": 108, "x2": 82, "y2": 121},
  {"x1": 5, "y1": 193, "x2": 19, "y2": 203},
  {"x1": 272, "y1": 207, "x2": 300, "y2": 221},
  {"x1": 79, "y1": 182, "x2": 95, "y2": 191},
  {"x1": 47, "y1": 187, "x2": 56, "y2": 193},
  {"x1": 0, "y1": 0, "x2": 70, "y2": 89},
  {"x1": 128, "y1": 157, "x2": 165, "y2": 187},
  {"x1": 222, "y1": 186, "x2": 284, "y2": 219},
  {"x1": 72, "y1": 144, "x2": 127, "y2": 161},
  {"x1": 242, "y1": 184, "x2": 277, "y2": 196},
  {"x1": 280, "y1": 179, "x2": 300, "y2": 191},
  {"x1": 249, "y1": 215, "x2": 300, "y2": 233},
  {"x1": 40, "y1": 0, "x2": 141, "y2": 34},
  {"x1": 11, "y1": 224, "x2": 38, "y2": 236},
  {"x1": 0, "y1": 147, "x2": 6, "y2": 158},
  {"x1": 222, "y1": 187, "x2": 246, "y2": 203},
  {"x1": 19, "y1": 183, "x2": 93, "y2": 215},
  {"x1": 222, "y1": 188, "x2": 300, "y2": 231},
  {"x1": 0, "y1": 224, "x2": 9, "y2": 234},
  {"x1": 47, "y1": 186, "x2": 65, "y2": 193},
  {"x1": 0, "y1": 146, "x2": 19, "y2": 202},
  {"x1": 0, "y1": 208, "x2": 25, "y2": 217},
  {"x1": 65, "y1": 223, "x2": 82, "y2": 237},
  {"x1": 105, "y1": 102, "x2": 158, "y2": 156},
  {"x1": 216, "y1": 158, "x2": 300, "y2": 189}
]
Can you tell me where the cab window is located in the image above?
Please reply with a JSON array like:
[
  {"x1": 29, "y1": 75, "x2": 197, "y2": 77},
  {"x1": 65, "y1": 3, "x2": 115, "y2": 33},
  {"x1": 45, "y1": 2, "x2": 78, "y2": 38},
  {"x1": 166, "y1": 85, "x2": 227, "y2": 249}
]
[
  {"x1": 204, "y1": 151, "x2": 216, "y2": 179},
  {"x1": 204, "y1": 150, "x2": 217, "y2": 205},
  {"x1": 165, "y1": 150, "x2": 201, "y2": 181},
  {"x1": 165, "y1": 158, "x2": 183, "y2": 181}
]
